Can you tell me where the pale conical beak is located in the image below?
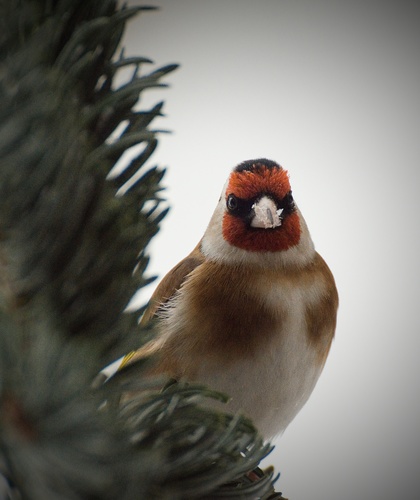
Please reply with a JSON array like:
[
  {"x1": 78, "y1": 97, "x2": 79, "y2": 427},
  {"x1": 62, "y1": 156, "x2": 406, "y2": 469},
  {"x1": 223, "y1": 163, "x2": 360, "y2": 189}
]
[{"x1": 250, "y1": 196, "x2": 283, "y2": 229}]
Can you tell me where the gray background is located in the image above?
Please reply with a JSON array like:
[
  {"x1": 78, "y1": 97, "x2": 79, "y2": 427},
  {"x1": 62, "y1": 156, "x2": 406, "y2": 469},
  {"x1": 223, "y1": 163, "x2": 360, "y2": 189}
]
[{"x1": 122, "y1": 1, "x2": 420, "y2": 498}]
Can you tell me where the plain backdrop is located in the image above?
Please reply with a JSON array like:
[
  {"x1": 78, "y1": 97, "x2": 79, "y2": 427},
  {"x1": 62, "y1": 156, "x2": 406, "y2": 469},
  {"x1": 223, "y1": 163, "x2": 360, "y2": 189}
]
[{"x1": 121, "y1": 1, "x2": 420, "y2": 498}]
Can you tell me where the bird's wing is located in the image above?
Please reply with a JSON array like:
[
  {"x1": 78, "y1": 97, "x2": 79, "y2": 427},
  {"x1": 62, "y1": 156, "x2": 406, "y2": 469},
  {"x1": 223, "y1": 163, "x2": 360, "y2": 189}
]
[
  {"x1": 140, "y1": 241, "x2": 205, "y2": 326},
  {"x1": 119, "y1": 242, "x2": 205, "y2": 367}
]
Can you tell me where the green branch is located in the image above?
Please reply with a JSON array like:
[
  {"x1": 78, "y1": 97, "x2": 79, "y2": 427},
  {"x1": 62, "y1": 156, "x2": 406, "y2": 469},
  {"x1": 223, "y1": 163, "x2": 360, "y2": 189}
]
[{"x1": 0, "y1": 1, "x2": 283, "y2": 498}]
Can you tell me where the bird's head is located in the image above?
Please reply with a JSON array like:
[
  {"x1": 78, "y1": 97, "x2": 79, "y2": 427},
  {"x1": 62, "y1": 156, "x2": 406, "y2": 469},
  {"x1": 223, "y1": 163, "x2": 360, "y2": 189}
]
[{"x1": 201, "y1": 159, "x2": 316, "y2": 268}]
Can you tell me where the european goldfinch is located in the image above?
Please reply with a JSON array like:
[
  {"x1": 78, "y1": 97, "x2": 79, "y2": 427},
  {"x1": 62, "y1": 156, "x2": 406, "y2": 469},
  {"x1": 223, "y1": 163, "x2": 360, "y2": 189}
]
[{"x1": 124, "y1": 159, "x2": 338, "y2": 439}]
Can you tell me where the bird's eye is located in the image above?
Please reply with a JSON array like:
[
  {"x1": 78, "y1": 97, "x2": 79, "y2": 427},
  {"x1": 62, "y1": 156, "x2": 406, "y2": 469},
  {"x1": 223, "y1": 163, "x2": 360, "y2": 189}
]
[{"x1": 227, "y1": 194, "x2": 238, "y2": 212}]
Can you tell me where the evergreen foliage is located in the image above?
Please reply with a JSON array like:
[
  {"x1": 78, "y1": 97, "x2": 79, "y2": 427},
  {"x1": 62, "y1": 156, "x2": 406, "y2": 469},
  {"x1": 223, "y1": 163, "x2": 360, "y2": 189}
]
[{"x1": 0, "y1": 1, "x2": 283, "y2": 498}]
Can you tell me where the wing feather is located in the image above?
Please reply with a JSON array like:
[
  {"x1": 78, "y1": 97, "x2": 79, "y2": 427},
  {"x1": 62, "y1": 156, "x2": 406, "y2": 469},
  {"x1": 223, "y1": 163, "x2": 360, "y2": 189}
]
[{"x1": 120, "y1": 242, "x2": 205, "y2": 367}]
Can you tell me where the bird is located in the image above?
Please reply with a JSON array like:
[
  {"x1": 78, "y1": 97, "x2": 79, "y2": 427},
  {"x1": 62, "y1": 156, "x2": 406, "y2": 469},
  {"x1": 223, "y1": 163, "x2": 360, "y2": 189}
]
[{"x1": 121, "y1": 158, "x2": 338, "y2": 439}]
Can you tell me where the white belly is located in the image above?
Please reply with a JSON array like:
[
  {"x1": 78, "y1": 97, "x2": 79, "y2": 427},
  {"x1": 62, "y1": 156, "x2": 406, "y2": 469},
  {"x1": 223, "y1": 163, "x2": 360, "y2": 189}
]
[{"x1": 196, "y1": 288, "x2": 324, "y2": 439}]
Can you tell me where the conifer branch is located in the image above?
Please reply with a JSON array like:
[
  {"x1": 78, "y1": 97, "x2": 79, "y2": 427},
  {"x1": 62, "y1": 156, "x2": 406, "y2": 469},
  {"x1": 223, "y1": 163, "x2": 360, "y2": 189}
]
[{"x1": 0, "y1": 1, "x2": 283, "y2": 498}]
